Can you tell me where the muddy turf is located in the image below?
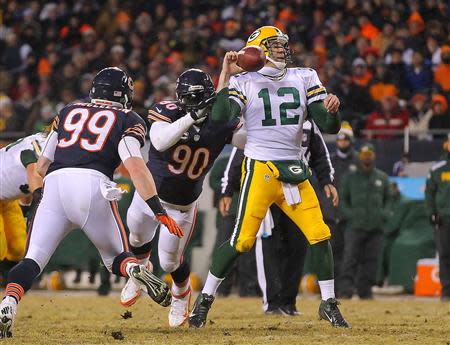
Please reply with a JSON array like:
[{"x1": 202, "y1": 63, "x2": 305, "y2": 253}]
[{"x1": 6, "y1": 292, "x2": 449, "y2": 345}]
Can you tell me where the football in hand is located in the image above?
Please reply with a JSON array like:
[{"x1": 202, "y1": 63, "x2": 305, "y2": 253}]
[{"x1": 237, "y1": 46, "x2": 266, "y2": 72}]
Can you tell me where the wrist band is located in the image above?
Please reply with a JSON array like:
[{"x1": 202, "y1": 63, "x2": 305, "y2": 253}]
[{"x1": 145, "y1": 195, "x2": 166, "y2": 215}]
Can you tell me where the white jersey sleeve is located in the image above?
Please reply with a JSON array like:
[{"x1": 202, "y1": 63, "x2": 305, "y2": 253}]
[
  {"x1": 229, "y1": 74, "x2": 248, "y2": 112},
  {"x1": 302, "y1": 68, "x2": 327, "y2": 105}
]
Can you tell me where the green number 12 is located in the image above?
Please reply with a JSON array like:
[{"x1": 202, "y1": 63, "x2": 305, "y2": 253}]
[{"x1": 258, "y1": 87, "x2": 301, "y2": 126}]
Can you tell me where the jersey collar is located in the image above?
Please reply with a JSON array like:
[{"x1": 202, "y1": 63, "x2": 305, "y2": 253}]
[
  {"x1": 258, "y1": 66, "x2": 287, "y2": 80},
  {"x1": 91, "y1": 99, "x2": 124, "y2": 109}
]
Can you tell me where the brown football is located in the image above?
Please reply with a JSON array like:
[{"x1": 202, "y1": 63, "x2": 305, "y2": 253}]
[{"x1": 237, "y1": 46, "x2": 266, "y2": 72}]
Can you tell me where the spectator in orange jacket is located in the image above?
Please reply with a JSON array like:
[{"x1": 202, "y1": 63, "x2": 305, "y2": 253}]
[{"x1": 434, "y1": 45, "x2": 450, "y2": 92}]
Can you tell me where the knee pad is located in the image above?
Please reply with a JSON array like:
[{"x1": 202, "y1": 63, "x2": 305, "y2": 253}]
[{"x1": 159, "y1": 251, "x2": 180, "y2": 273}]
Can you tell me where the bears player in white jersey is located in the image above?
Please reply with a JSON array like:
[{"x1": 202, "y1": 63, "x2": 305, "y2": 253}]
[
  {"x1": 0, "y1": 133, "x2": 46, "y2": 280},
  {"x1": 0, "y1": 67, "x2": 183, "y2": 338},
  {"x1": 189, "y1": 26, "x2": 350, "y2": 328}
]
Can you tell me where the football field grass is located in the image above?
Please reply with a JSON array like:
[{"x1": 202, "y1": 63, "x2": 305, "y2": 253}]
[{"x1": 7, "y1": 292, "x2": 449, "y2": 345}]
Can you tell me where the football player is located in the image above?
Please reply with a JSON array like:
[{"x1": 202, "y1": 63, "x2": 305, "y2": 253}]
[
  {"x1": 0, "y1": 67, "x2": 182, "y2": 338},
  {"x1": 0, "y1": 132, "x2": 46, "y2": 281},
  {"x1": 189, "y1": 26, "x2": 350, "y2": 328},
  {"x1": 120, "y1": 65, "x2": 245, "y2": 327}
]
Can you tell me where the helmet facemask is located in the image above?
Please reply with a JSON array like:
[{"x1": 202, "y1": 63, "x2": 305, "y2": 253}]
[
  {"x1": 262, "y1": 36, "x2": 292, "y2": 70},
  {"x1": 177, "y1": 86, "x2": 216, "y2": 123}
]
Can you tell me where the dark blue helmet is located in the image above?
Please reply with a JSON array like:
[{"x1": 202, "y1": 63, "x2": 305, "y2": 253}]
[
  {"x1": 90, "y1": 67, "x2": 134, "y2": 109},
  {"x1": 176, "y1": 69, "x2": 216, "y2": 111}
]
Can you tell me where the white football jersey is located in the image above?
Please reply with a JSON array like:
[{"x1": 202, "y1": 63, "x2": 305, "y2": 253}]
[
  {"x1": 229, "y1": 67, "x2": 327, "y2": 161},
  {"x1": 0, "y1": 133, "x2": 46, "y2": 200}
]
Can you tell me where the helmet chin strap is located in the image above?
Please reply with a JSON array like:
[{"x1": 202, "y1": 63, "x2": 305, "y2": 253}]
[{"x1": 267, "y1": 56, "x2": 287, "y2": 70}]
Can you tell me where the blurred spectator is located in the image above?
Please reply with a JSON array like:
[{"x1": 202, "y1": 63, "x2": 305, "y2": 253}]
[
  {"x1": 218, "y1": 20, "x2": 245, "y2": 51},
  {"x1": 339, "y1": 144, "x2": 391, "y2": 299},
  {"x1": 365, "y1": 89, "x2": 410, "y2": 139},
  {"x1": 428, "y1": 94, "x2": 450, "y2": 136},
  {"x1": 404, "y1": 51, "x2": 433, "y2": 94},
  {"x1": 0, "y1": 0, "x2": 448, "y2": 138},
  {"x1": 434, "y1": 45, "x2": 450, "y2": 93}
]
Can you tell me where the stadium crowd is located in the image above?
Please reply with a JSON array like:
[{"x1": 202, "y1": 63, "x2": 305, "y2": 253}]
[{"x1": 0, "y1": 0, "x2": 449, "y2": 138}]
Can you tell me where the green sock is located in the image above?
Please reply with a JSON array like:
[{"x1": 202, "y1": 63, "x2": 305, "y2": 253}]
[
  {"x1": 210, "y1": 241, "x2": 240, "y2": 278},
  {"x1": 310, "y1": 240, "x2": 334, "y2": 281}
]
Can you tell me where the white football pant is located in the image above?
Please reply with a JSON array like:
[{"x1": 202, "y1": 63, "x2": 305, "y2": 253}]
[
  {"x1": 127, "y1": 191, "x2": 197, "y2": 273},
  {"x1": 25, "y1": 168, "x2": 129, "y2": 272}
]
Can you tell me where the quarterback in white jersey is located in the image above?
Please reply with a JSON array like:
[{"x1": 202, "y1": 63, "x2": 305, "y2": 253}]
[
  {"x1": 190, "y1": 26, "x2": 350, "y2": 329},
  {"x1": 229, "y1": 67, "x2": 329, "y2": 161},
  {"x1": 0, "y1": 133, "x2": 45, "y2": 267}
]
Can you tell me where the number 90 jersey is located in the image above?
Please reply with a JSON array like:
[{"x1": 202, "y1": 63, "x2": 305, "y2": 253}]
[
  {"x1": 47, "y1": 102, "x2": 146, "y2": 180},
  {"x1": 147, "y1": 101, "x2": 239, "y2": 206},
  {"x1": 229, "y1": 68, "x2": 327, "y2": 161}
]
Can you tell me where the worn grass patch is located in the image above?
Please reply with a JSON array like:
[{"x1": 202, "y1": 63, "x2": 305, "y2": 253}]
[{"x1": 7, "y1": 293, "x2": 450, "y2": 345}]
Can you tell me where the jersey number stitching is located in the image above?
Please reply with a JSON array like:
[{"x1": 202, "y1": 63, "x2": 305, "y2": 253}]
[
  {"x1": 58, "y1": 108, "x2": 117, "y2": 152},
  {"x1": 258, "y1": 87, "x2": 300, "y2": 126},
  {"x1": 168, "y1": 145, "x2": 210, "y2": 180}
]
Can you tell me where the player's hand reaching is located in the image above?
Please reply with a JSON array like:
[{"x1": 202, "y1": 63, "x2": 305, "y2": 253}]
[
  {"x1": 190, "y1": 97, "x2": 216, "y2": 122},
  {"x1": 223, "y1": 51, "x2": 243, "y2": 76},
  {"x1": 155, "y1": 213, "x2": 184, "y2": 238},
  {"x1": 219, "y1": 196, "x2": 232, "y2": 217},
  {"x1": 323, "y1": 94, "x2": 340, "y2": 113},
  {"x1": 324, "y1": 184, "x2": 339, "y2": 207}
]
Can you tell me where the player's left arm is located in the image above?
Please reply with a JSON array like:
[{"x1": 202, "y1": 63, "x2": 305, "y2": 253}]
[{"x1": 304, "y1": 69, "x2": 341, "y2": 134}]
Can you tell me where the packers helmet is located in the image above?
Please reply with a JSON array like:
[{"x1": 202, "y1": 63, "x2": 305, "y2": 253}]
[{"x1": 246, "y1": 26, "x2": 291, "y2": 69}]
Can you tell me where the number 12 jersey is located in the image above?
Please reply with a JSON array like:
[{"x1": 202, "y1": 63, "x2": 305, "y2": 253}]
[{"x1": 229, "y1": 68, "x2": 327, "y2": 161}]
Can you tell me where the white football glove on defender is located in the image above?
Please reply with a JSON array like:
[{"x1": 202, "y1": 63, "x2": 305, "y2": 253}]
[{"x1": 189, "y1": 97, "x2": 216, "y2": 123}]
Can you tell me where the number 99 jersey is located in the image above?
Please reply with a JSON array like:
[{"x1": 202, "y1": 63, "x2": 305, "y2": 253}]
[
  {"x1": 146, "y1": 101, "x2": 240, "y2": 206},
  {"x1": 47, "y1": 102, "x2": 146, "y2": 180}
]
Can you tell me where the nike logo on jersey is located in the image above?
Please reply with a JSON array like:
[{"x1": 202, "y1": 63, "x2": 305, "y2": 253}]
[{"x1": 156, "y1": 107, "x2": 162, "y2": 113}]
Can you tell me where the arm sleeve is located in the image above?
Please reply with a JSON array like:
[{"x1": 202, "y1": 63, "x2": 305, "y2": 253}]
[
  {"x1": 118, "y1": 136, "x2": 143, "y2": 162},
  {"x1": 425, "y1": 171, "x2": 437, "y2": 216},
  {"x1": 212, "y1": 88, "x2": 231, "y2": 122},
  {"x1": 20, "y1": 149, "x2": 38, "y2": 167},
  {"x1": 149, "y1": 114, "x2": 195, "y2": 152},
  {"x1": 308, "y1": 121, "x2": 334, "y2": 187},
  {"x1": 303, "y1": 69, "x2": 341, "y2": 133},
  {"x1": 123, "y1": 113, "x2": 147, "y2": 147},
  {"x1": 221, "y1": 148, "x2": 245, "y2": 196},
  {"x1": 307, "y1": 101, "x2": 341, "y2": 134},
  {"x1": 41, "y1": 130, "x2": 58, "y2": 162}
]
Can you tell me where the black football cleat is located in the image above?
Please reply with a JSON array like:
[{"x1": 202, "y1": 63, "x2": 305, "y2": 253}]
[
  {"x1": 319, "y1": 298, "x2": 351, "y2": 328},
  {"x1": 129, "y1": 264, "x2": 171, "y2": 307},
  {"x1": 188, "y1": 293, "x2": 215, "y2": 328}
]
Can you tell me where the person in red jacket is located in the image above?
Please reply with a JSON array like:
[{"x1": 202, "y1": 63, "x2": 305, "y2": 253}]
[{"x1": 365, "y1": 89, "x2": 410, "y2": 139}]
